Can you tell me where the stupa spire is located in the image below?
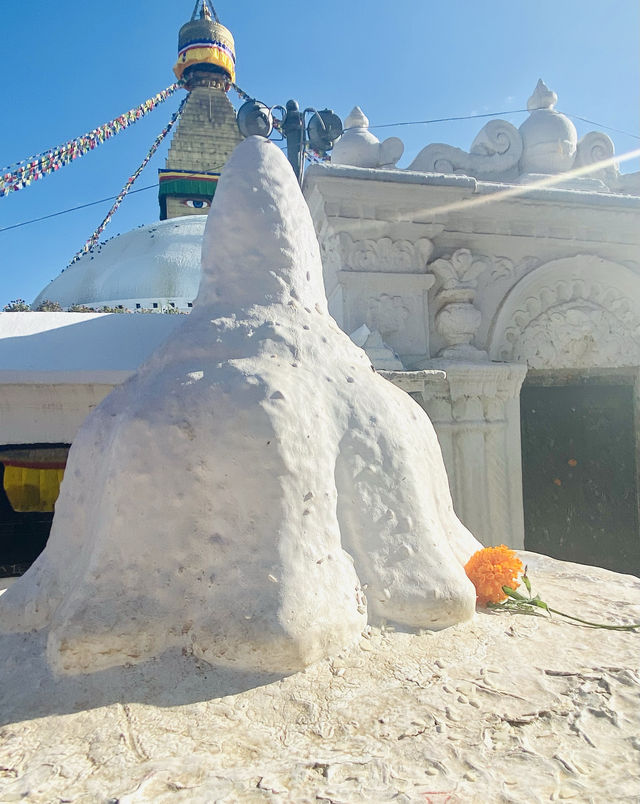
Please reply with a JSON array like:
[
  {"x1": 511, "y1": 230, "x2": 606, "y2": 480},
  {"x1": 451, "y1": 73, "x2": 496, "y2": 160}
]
[{"x1": 158, "y1": 2, "x2": 242, "y2": 220}]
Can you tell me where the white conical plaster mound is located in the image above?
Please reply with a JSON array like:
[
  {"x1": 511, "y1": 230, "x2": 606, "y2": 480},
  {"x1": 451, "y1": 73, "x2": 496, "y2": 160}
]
[{"x1": 0, "y1": 137, "x2": 481, "y2": 675}]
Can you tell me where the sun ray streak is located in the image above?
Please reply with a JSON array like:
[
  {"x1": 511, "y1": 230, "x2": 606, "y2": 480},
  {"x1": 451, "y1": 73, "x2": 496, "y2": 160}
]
[{"x1": 401, "y1": 147, "x2": 640, "y2": 220}]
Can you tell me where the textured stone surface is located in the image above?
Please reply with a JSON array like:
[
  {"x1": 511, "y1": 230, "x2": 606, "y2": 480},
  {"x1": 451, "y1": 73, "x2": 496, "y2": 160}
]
[
  {"x1": 0, "y1": 552, "x2": 638, "y2": 802},
  {"x1": 164, "y1": 85, "x2": 242, "y2": 176},
  {"x1": 0, "y1": 137, "x2": 479, "y2": 675}
]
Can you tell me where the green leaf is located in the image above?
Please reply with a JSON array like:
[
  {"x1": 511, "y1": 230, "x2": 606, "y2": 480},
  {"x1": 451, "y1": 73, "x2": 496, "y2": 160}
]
[{"x1": 503, "y1": 586, "x2": 526, "y2": 601}]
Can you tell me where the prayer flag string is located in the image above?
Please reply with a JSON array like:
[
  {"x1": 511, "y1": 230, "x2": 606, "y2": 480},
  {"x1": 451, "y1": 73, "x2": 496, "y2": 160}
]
[
  {"x1": 231, "y1": 82, "x2": 252, "y2": 102},
  {"x1": 67, "y1": 96, "x2": 188, "y2": 267},
  {"x1": 0, "y1": 84, "x2": 182, "y2": 198}
]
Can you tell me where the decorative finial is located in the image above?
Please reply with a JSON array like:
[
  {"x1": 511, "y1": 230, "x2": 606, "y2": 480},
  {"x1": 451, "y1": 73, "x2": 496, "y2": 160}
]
[
  {"x1": 527, "y1": 79, "x2": 558, "y2": 112},
  {"x1": 331, "y1": 105, "x2": 403, "y2": 169},
  {"x1": 519, "y1": 79, "x2": 576, "y2": 174},
  {"x1": 191, "y1": 0, "x2": 219, "y2": 23},
  {"x1": 345, "y1": 107, "x2": 370, "y2": 130},
  {"x1": 175, "y1": 1, "x2": 235, "y2": 85}
]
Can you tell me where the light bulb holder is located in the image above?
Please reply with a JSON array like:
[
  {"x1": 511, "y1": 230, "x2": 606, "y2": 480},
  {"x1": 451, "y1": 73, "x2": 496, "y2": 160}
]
[
  {"x1": 235, "y1": 97, "x2": 342, "y2": 184},
  {"x1": 237, "y1": 100, "x2": 274, "y2": 138}
]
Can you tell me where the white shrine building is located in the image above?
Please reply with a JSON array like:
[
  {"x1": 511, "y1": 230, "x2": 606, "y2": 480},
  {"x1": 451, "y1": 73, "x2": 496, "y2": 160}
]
[
  {"x1": 1, "y1": 7, "x2": 638, "y2": 577},
  {"x1": 306, "y1": 83, "x2": 640, "y2": 576}
]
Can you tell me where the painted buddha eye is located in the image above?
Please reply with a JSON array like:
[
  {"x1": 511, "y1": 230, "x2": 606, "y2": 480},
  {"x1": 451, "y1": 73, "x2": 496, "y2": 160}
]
[{"x1": 182, "y1": 199, "x2": 210, "y2": 209}]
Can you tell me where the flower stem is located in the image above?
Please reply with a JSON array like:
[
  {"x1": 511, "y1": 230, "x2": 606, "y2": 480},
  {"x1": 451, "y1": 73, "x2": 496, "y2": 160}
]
[
  {"x1": 501, "y1": 584, "x2": 640, "y2": 631},
  {"x1": 545, "y1": 606, "x2": 640, "y2": 632}
]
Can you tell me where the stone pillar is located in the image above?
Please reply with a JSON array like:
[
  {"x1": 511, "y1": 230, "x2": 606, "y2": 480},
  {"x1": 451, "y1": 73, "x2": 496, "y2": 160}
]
[{"x1": 403, "y1": 362, "x2": 527, "y2": 548}]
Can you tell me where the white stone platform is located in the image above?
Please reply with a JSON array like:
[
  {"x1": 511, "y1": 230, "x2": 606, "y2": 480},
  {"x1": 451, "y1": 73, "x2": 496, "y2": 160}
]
[{"x1": 1, "y1": 552, "x2": 638, "y2": 802}]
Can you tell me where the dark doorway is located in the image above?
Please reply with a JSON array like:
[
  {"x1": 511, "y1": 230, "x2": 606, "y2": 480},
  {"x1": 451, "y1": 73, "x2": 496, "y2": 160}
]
[
  {"x1": 0, "y1": 445, "x2": 68, "y2": 577},
  {"x1": 521, "y1": 380, "x2": 639, "y2": 576}
]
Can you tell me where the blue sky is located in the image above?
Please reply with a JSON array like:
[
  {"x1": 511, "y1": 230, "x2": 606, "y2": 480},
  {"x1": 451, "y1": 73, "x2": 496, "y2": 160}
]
[{"x1": 1, "y1": 0, "x2": 638, "y2": 306}]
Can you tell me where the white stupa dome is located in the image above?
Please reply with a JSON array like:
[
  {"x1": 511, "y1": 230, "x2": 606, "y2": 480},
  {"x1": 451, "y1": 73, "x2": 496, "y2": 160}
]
[{"x1": 33, "y1": 216, "x2": 206, "y2": 311}]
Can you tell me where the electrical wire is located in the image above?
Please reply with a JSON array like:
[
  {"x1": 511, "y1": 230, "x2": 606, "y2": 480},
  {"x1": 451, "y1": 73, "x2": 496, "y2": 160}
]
[
  {"x1": 2, "y1": 107, "x2": 637, "y2": 237},
  {"x1": 558, "y1": 112, "x2": 640, "y2": 141},
  {"x1": 0, "y1": 184, "x2": 160, "y2": 233},
  {"x1": 68, "y1": 96, "x2": 187, "y2": 265},
  {"x1": 368, "y1": 109, "x2": 640, "y2": 141},
  {"x1": 366, "y1": 109, "x2": 528, "y2": 130},
  {"x1": 1, "y1": 159, "x2": 228, "y2": 236}
]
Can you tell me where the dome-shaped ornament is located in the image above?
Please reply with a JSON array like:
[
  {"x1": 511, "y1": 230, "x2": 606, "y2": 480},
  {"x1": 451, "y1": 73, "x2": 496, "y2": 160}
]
[
  {"x1": 173, "y1": 1, "x2": 236, "y2": 86},
  {"x1": 518, "y1": 79, "x2": 577, "y2": 174},
  {"x1": 331, "y1": 106, "x2": 403, "y2": 168}
]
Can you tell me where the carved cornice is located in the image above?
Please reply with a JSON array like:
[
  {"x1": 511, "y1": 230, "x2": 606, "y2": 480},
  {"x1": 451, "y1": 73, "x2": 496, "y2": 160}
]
[{"x1": 337, "y1": 233, "x2": 435, "y2": 273}]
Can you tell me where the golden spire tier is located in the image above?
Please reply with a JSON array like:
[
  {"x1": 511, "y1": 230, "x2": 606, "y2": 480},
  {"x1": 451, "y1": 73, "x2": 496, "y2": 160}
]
[{"x1": 173, "y1": 1, "x2": 236, "y2": 87}]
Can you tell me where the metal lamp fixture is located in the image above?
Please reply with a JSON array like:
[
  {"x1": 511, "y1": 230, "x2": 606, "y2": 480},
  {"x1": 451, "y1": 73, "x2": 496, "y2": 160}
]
[
  {"x1": 236, "y1": 100, "x2": 274, "y2": 138},
  {"x1": 237, "y1": 98, "x2": 343, "y2": 184},
  {"x1": 307, "y1": 109, "x2": 343, "y2": 154}
]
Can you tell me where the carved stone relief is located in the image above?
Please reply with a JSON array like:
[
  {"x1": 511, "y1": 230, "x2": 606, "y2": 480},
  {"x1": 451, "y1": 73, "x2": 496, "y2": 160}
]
[
  {"x1": 430, "y1": 248, "x2": 488, "y2": 360},
  {"x1": 337, "y1": 271, "x2": 435, "y2": 360},
  {"x1": 574, "y1": 131, "x2": 618, "y2": 185},
  {"x1": 489, "y1": 255, "x2": 541, "y2": 283},
  {"x1": 338, "y1": 233, "x2": 435, "y2": 273},
  {"x1": 498, "y1": 279, "x2": 640, "y2": 368},
  {"x1": 366, "y1": 293, "x2": 410, "y2": 337},
  {"x1": 408, "y1": 119, "x2": 523, "y2": 181}
]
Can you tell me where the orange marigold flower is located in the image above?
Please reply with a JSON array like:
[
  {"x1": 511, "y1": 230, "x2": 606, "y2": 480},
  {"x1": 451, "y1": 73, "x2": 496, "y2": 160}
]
[{"x1": 464, "y1": 545, "x2": 523, "y2": 606}]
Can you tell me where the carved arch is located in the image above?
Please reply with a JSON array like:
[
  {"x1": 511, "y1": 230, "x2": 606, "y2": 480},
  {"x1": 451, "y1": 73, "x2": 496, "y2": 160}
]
[{"x1": 488, "y1": 255, "x2": 640, "y2": 369}]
